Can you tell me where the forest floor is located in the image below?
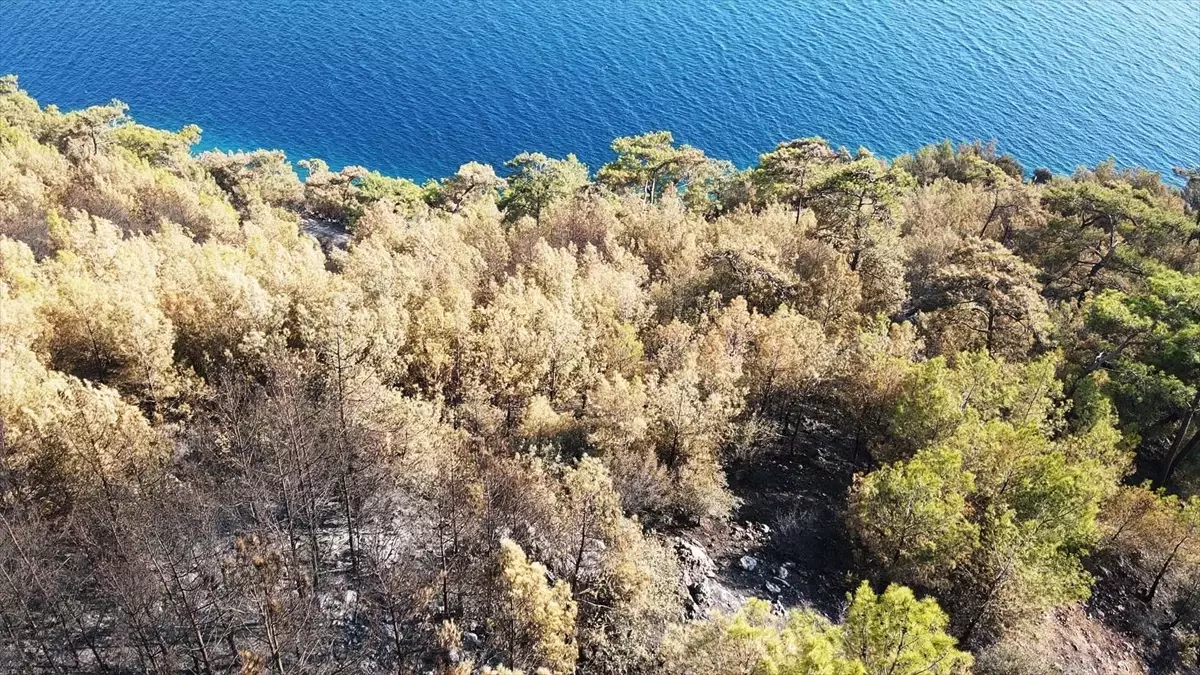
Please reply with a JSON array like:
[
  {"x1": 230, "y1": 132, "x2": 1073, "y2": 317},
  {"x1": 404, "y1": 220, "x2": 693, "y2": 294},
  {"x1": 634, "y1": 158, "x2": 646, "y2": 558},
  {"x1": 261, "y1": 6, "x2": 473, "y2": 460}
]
[
  {"x1": 671, "y1": 409, "x2": 860, "y2": 620},
  {"x1": 1083, "y1": 551, "x2": 1191, "y2": 674},
  {"x1": 670, "y1": 411, "x2": 1168, "y2": 674},
  {"x1": 1025, "y1": 604, "x2": 1149, "y2": 675},
  {"x1": 301, "y1": 215, "x2": 350, "y2": 250}
]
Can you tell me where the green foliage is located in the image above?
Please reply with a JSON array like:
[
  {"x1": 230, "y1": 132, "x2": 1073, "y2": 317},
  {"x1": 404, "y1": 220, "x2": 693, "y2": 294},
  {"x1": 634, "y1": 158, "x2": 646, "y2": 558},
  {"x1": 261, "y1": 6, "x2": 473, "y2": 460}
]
[
  {"x1": 849, "y1": 447, "x2": 978, "y2": 586},
  {"x1": 843, "y1": 582, "x2": 973, "y2": 675},
  {"x1": 1032, "y1": 176, "x2": 1193, "y2": 299},
  {"x1": 804, "y1": 157, "x2": 913, "y2": 314},
  {"x1": 51, "y1": 99, "x2": 130, "y2": 160},
  {"x1": 753, "y1": 136, "x2": 838, "y2": 214},
  {"x1": 865, "y1": 413, "x2": 1121, "y2": 642},
  {"x1": 894, "y1": 140, "x2": 1023, "y2": 186},
  {"x1": 499, "y1": 152, "x2": 589, "y2": 224},
  {"x1": 661, "y1": 598, "x2": 853, "y2": 675},
  {"x1": 1081, "y1": 270, "x2": 1200, "y2": 483},
  {"x1": 597, "y1": 130, "x2": 727, "y2": 207},
  {"x1": 354, "y1": 169, "x2": 426, "y2": 209},
  {"x1": 953, "y1": 508, "x2": 1093, "y2": 643},
  {"x1": 434, "y1": 161, "x2": 504, "y2": 212},
  {"x1": 495, "y1": 539, "x2": 579, "y2": 675},
  {"x1": 200, "y1": 148, "x2": 303, "y2": 208},
  {"x1": 110, "y1": 122, "x2": 201, "y2": 164},
  {"x1": 852, "y1": 346, "x2": 1129, "y2": 643},
  {"x1": 884, "y1": 351, "x2": 1062, "y2": 459},
  {"x1": 662, "y1": 583, "x2": 971, "y2": 675},
  {"x1": 912, "y1": 237, "x2": 1049, "y2": 358}
]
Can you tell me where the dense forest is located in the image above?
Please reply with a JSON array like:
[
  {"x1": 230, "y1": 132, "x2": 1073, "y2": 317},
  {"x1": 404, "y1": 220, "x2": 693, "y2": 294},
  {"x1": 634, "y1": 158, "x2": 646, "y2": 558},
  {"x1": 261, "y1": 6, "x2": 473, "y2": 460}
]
[{"x1": 1, "y1": 74, "x2": 1199, "y2": 674}]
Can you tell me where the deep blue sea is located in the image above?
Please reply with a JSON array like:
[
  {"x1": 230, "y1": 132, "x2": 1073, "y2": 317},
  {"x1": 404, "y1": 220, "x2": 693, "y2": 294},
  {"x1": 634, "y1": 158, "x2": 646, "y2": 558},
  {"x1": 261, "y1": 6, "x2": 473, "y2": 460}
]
[{"x1": 2, "y1": 0, "x2": 1198, "y2": 181}]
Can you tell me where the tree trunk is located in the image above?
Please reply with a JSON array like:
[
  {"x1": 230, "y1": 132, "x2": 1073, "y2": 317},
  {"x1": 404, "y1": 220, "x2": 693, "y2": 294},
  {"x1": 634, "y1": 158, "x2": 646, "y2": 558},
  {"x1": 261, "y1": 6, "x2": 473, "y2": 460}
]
[
  {"x1": 1144, "y1": 533, "x2": 1188, "y2": 603},
  {"x1": 1161, "y1": 392, "x2": 1200, "y2": 486}
]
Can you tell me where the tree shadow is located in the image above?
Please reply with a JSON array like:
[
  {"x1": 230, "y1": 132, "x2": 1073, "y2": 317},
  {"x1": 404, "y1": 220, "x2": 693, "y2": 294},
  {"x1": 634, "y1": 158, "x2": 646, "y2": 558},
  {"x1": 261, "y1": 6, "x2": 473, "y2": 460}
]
[{"x1": 717, "y1": 407, "x2": 861, "y2": 619}]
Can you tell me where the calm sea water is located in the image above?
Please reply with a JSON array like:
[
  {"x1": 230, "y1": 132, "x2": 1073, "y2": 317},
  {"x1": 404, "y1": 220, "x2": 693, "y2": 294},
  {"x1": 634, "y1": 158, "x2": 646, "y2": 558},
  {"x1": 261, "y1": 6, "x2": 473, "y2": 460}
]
[{"x1": 2, "y1": 0, "x2": 1198, "y2": 181}]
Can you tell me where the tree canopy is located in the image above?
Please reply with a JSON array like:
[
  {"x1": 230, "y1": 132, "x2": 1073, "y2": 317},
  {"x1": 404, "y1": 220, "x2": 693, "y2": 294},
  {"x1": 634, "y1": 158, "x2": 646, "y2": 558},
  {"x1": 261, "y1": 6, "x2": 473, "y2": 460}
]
[{"x1": 1, "y1": 76, "x2": 1198, "y2": 674}]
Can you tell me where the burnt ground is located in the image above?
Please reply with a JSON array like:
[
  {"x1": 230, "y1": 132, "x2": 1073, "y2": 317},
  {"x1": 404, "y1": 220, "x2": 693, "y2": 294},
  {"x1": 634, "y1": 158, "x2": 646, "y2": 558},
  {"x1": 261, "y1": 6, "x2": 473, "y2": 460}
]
[
  {"x1": 1084, "y1": 551, "x2": 1192, "y2": 674},
  {"x1": 675, "y1": 409, "x2": 863, "y2": 620},
  {"x1": 301, "y1": 214, "x2": 351, "y2": 250},
  {"x1": 668, "y1": 410, "x2": 1178, "y2": 674}
]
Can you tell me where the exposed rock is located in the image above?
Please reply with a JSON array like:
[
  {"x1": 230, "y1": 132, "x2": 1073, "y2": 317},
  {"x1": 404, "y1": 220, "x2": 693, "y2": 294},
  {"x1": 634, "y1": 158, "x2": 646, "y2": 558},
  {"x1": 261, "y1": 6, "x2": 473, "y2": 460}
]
[
  {"x1": 739, "y1": 555, "x2": 758, "y2": 572},
  {"x1": 673, "y1": 537, "x2": 751, "y2": 616},
  {"x1": 675, "y1": 539, "x2": 717, "y2": 615},
  {"x1": 676, "y1": 539, "x2": 716, "y2": 579}
]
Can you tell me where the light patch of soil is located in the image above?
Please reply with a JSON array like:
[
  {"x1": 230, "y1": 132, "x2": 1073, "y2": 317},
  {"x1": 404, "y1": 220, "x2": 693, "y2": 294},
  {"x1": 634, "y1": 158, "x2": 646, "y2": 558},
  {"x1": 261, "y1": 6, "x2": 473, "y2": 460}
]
[{"x1": 1020, "y1": 604, "x2": 1148, "y2": 675}]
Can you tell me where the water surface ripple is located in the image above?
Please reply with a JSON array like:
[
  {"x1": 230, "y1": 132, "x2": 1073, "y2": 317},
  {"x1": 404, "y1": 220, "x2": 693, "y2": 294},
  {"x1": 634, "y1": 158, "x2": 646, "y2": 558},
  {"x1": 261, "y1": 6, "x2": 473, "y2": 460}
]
[{"x1": 2, "y1": 0, "x2": 1197, "y2": 179}]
